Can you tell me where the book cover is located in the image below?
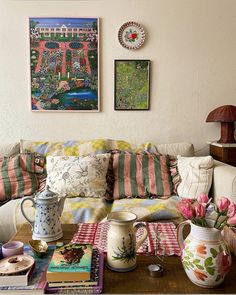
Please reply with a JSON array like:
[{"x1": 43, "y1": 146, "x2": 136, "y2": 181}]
[
  {"x1": 47, "y1": 243, "x2": 92, "y2": 282},
  {"x1": 0, "y1": 245, "x2": 54, "y2": 294},
  {"x1": 0, "y1": 263, "x2": 35, "y2": 287},
  {"x1": 45, "y1": 248, "x2": 104, "y2": 294}
]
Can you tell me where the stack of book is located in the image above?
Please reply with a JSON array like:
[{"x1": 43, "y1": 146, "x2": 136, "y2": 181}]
[{"x1": 45, "y1": 243, "x2": 104, "y2": 294}]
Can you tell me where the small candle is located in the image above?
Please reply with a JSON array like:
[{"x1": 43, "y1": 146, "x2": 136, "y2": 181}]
[{"x1": 147, "y1": 264, "x2": 164, "y2": 277}]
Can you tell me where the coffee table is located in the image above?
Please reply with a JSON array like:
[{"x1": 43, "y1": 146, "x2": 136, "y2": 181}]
[{"x1": 11, "y1": 223, "x2": 236, "y2": 294}]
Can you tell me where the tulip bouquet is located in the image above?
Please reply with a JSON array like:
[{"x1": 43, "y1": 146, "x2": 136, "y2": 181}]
[{"x1": 177, "y1": 194, "x2": 236, "y2": 229}]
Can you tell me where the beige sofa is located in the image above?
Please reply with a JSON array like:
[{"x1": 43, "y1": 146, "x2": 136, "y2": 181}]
[{"x1": 0, "y1": 141, "x2": 236, "y2": 243}]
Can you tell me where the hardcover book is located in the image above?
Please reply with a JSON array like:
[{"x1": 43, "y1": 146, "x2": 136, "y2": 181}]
[
  {"x1": 45, "y1": 248, "x2": 104, "y2": 294},
  {"x1": 47, "y1": 243, "x2": 92, "y2": 282}
]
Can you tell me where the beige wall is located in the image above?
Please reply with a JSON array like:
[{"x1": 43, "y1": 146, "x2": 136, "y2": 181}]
[{"x1": 0, "y1": 0, "x2": 235, "y2": 155}]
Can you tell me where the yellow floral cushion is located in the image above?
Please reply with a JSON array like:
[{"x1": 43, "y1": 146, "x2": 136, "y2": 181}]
[
  {"x1": 20, "y1": 139, "x2": 159, "y2": 156},
  {"x1": 111, "y1": 196, "x2": 182, "y2": 222}
]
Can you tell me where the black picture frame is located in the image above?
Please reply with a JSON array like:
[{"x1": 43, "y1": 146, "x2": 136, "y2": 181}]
[{"x1": 114, "y1": 59, "x2": 150, "y2": 110}]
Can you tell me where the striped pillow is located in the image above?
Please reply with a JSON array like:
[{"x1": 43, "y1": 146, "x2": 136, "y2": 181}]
[
  {"x1": 113, "y1": 152, "x2": 173, "y2": 199},
  {"x1": 0, "y1": 154, "x2": 45, "y2": 201}
]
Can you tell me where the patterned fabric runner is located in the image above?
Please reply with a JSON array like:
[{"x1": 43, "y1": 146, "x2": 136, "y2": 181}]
[{"x1": 71, "y1": 222, "x2": 181, "y2": 256}]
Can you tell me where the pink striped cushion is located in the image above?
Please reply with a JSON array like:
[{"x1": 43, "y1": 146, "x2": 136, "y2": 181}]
[
  {"x1": 0, "y1": 154, "x2": 45, "y2": 201},
  {"x1": 112, "y1": 152, "x2": 173, "y2": 199}
]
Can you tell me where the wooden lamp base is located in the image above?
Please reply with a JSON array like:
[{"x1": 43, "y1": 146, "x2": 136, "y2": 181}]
[{"x1": 218, "y1": 122, "x2": 236, "y2": 143}]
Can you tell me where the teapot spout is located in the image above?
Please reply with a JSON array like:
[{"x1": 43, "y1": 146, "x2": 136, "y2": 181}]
[{"x1": 58, "y1": 196, "x2": 66, "y2": 216}]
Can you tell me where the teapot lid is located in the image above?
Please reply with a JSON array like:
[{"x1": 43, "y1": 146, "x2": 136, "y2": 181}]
[{"x1": 37, "y1": 185, "x2": 57, "y2": 199}]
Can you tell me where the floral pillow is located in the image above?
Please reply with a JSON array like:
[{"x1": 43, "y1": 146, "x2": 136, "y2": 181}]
[{"x1": 46, "y1": 154, "x2": 111, "y2": 198}]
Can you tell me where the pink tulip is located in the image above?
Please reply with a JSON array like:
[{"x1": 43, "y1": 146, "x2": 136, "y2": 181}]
[
  {"x1": 194, "y1": 203, "x2": 206, "y2": 218},
  {"x1": 180, "y1": 203, "x2": 195, "y2": 219},
  {"x1": 217, "y1": 197, "x2": 231, "y2": 213},
  {"x1": 227, "y1": 203, "x2": 236, "y2": 218},
  {"x1": 227, "y1": 214, "x2": 236, "y2": 226},
  {"x1": 197, "y1": 194, "x2": 209, "y2": 204}
]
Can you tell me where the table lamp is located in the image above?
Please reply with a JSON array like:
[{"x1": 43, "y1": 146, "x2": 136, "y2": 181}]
[{"x1": 206, "y1": 105, "x2": 236, "y2": 143}]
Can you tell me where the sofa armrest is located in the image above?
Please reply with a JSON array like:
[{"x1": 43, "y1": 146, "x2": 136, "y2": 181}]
[{"x1": 212, "y1": 160, "x2": 236, "y2": 203}]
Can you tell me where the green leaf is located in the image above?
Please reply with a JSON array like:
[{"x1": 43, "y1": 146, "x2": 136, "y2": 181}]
[
  {"x1": 185, "y1": 256, "x2": 190, "y2": 260},
  {"x1": 193, "y1": 259, "x2": 200, "y2": 264},
  {"x1": 205, "y1": 257, "x2": 213, "y2": 267},
  {"x1": 210, "y1": 248, "x2": 218, "y2": 258},
  {"x1": 196, "y1": 264, "x2": 204, "y2": 270},
  {"x1": 206, "y1": 267, "x2": 215, "y2": 276}
]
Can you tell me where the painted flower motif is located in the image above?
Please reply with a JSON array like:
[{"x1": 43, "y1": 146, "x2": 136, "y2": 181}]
[
  {"x1": 193, "y1": 269, "x2": 208, "y2": 281},
  {"x1": 216, "y1": 252, "x2": 231, "y2": 276},
  {"x1": 196, "y1": 244, "x2": 207, "y2": 258}
]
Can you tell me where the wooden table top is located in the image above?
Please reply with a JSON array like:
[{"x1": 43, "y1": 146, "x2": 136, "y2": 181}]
[{"x1": 11, "y1": 223, "x2": 236, "y2": 294}]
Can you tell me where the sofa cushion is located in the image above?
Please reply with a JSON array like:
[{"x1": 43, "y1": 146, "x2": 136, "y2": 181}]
[
  {"x1": 156, "y1": 142, "x2": 194, "y2": 157},
  {"x1": 0, "y1": 143, "x2": 20, "y2": 157},
  {"x1": 112, "y1": 152, "x2": 173, "y2": 199},
  {"x1": 0, "y1": 153, "x2": 45, "y2": 202},
  {"x1": 177, "y1": 156, "x2": 213, "y2": 199},
  {"x1": 46, "y1": 154, "x2": 110, "y2": 198}
]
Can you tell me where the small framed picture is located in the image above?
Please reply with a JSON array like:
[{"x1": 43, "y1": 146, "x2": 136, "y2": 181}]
[{"x1": 114, "y1": 59, "x2": 150, "y2": 110}]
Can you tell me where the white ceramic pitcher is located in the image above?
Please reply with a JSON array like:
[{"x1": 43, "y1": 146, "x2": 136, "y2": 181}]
[
  {"x1": 107, "y1": 211, "x2": 148, "y2": 272},
  {"x1": 21, "y1": 186, "x2": 66, "y2": 242}
]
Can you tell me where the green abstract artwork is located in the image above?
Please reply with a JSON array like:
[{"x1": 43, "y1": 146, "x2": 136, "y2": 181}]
[{"x1": 114, "y1": 60, "x2": 150, "y2": 110}]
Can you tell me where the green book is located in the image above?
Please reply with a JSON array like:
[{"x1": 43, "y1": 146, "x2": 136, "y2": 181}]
[{"x1": 47, "y1": 244, "x2": 93, "y2": 283}]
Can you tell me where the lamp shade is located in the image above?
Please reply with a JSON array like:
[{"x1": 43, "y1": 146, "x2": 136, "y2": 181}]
[
  {"x1": 206, "y1": 105, "x2": 236, "y2": 143},
  {"x1": 206, "y1": 105, "x2": 236, "y2": 122}
]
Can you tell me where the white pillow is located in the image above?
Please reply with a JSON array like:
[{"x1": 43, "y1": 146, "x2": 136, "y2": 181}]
[
  {"x1": 177, "y1": 156, "x2": 213, "y2": 199},
  {"x1": 46, "y1": 154, "x2": 110, "y2": 198}
]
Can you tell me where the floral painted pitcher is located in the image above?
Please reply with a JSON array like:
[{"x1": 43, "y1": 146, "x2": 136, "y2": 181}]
[
  {"x1": 177, "y1": 220, "x2": 232, "y2": 288},
  {"x1": 107, "y1": 211, "x2": 148, "y2": 272}
]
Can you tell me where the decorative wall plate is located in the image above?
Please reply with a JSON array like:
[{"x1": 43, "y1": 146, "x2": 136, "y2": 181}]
[
  {"x1": 0, "y1": 255, "x2": 35, "y2": 274},
  {"x1": 118, "y1": 21, "x2": 145, "y2": 50}
]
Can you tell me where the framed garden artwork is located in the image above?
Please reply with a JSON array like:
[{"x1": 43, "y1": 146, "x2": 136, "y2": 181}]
[
  {"x1": 29, "y1": 17, "x2": 99, "y2": 112},
  {"x1": 114, "y1": 60, "x2": 150, "y2": 110}
]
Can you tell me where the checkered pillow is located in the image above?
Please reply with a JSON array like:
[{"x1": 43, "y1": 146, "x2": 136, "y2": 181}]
[{"x1": 0, "y1": 153, "x2": 45, "y2": 201}]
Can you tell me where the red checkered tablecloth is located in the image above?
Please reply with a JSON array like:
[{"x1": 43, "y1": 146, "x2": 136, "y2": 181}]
[{"x1": 71, "y1": 222, "x2": 181, "y2": 256}]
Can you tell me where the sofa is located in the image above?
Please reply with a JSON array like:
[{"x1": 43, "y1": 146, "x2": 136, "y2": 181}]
[{"x1": 0, "y1": 139, "x2": 236, "y2": 243}]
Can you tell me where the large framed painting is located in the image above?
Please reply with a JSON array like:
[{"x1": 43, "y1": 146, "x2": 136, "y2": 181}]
[
  {"x1": 114, "y1": 59, "x2": 150, "y2": 110},
  {"x1": 30, "y1": 17, "x2": 99, "y2": 112}
]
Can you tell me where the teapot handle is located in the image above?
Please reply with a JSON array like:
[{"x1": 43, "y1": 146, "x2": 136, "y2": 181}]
[
  {"x1": 134, "y1": 223, "x2": 148, "y2": 251},
  {"x1": 177, "y1": 220, "x2": 191, "y2": 248},
  {"x1": 20, "y1": 197, "x2": 35, "y2": 228}
]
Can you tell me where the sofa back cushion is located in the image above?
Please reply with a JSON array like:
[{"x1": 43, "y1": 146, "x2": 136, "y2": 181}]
[
  {"x1": 112, "y1": 152, "x2": 173, "y2": 199},
  {"x1": 156, "y1": 142, "x2": 194, "y2": 157},
  {"x1": 46, "y1": 154, "x2": 110, "y2": 198},
  {"x1": 0, "y1": 154, "x2": 44, "y2": 202},
  {"x1": 177, "y1": 155, "x2": 213, "y2": 199}
]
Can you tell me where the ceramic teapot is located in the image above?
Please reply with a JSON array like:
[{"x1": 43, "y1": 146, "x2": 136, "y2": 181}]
[
  {"x1": 107, "y1": 211, "x2": 148, "y2": 272},
  {"x1": 21, "y1": 186, "x2": 66, "y2": 242}
]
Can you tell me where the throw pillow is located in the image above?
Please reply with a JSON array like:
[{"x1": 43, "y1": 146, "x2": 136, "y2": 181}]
[
  {"x1": 112, "y1": 152, "x2": 173, "y2": 199},
  {"x1": 0, "y1": 153, "x2": 45, "y2": 202},
  {"x1": 46, "y1": 154, "x2": 111, "y2": 198},
  {"x1": 177, "y1": 155, "x2": 214, "y2": 199},
  {"x1": 169, "y1": 156, "x2": 181, "y2": 195}
]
